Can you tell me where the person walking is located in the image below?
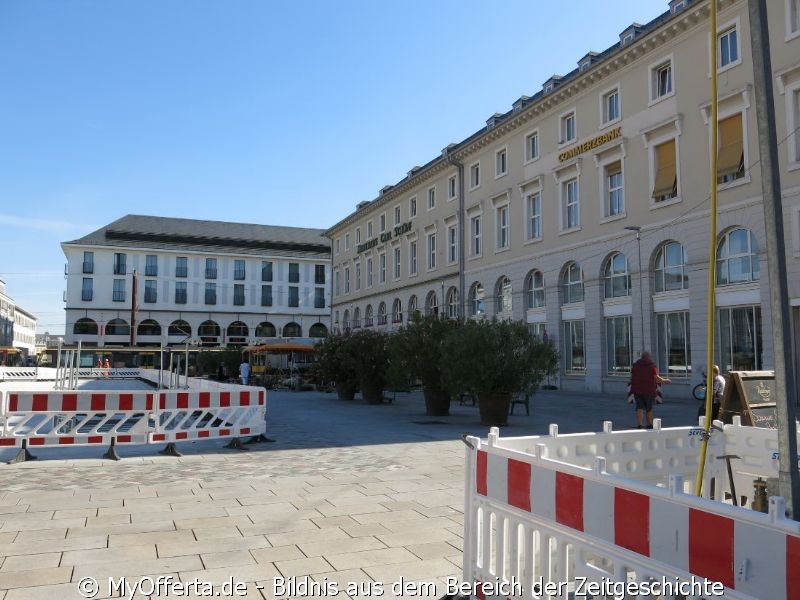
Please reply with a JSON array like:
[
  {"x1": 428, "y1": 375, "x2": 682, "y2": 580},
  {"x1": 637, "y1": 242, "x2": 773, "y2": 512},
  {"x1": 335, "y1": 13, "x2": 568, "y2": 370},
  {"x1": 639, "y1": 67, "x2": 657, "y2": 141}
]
[
  {"x1": 630, "y1": 351, "x2": 671, "y2": 429},
  {"x1": 239, "y1": 359, "x2": 250, "y2": 386}
]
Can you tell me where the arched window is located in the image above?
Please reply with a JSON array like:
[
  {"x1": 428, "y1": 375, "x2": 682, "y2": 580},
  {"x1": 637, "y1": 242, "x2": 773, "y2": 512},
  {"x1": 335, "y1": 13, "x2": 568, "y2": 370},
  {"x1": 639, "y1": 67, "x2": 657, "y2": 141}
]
[
  {"x1": 560, "y1": 262, "x2": 584, "y2": 304},
  {"x1": 106, "y1": 318, "x2": 130, "y2": 336},
  {"x1": 353, "y1": 307, "x2": 361, "y2": 328},
  {"x1": 392, "y1": 298, "x2": 403, "y2": 323},
  {"x1": 603, "y1": 253, "x2": 631, "y2": 298},
  {"x1": 283, "y1": 322, "x2": 302, "y2": 337},
  {"x1": 309, "y1": 323, "x2": 328, "y2": 338},
  {"x1": 73, "y1": 318, "x2": 98, "y2": 335},
  {"x1": 365, "y1": 305, "x2": 374, "y2": 327},
  {"x1": 654, "y1": 241, "x2": 688, "y2": 292},
  {"x1": 255, "y1": 321, "x2": 276, "y2": 337},
  {"x1": 198, "y1": 320, "x2": 220, "y2": 337},
  {"x1": 425, "y1": 291, "x2": 438, "y2": 316},
  {"x1": 524, "y1": 270, "x2": 545, "y2": 309},
  {"x1": 168, "y1": 320, "x2": 191, "y2": 337},
  {"x1": 342, "y1": 310, "x2": 350, "y2": 331},
  {"x1": 227, "y1": 321, "x2": 249, "y2": 339},
  {"x1": 494, "y1": 276, "x2": 512, "y2": 315},
  {"x1": 378, "y1": 302, "x2": 387, "y2": 325},
  {"x1": 407, "y1": 295, "x2": 418, "y2": 319},
  {"x1": 716, "y1": 228, "x2": 760, "y2": 285},
  {"x1": 447, "y1": 287, "x2": 459, "y2": 319},
  {"x1": 137, "y1": 319, "x2": 161, "y2": 337},
  {"x1": 468, "y1": 282, "x2": 485, "y2": 317}
]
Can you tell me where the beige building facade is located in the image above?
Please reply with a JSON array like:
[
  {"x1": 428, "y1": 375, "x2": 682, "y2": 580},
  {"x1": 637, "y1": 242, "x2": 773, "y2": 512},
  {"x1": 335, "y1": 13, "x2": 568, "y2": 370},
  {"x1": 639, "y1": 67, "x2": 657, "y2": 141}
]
[{"x1": 327, "y1": 0, "x2": 800, "y2": 395}]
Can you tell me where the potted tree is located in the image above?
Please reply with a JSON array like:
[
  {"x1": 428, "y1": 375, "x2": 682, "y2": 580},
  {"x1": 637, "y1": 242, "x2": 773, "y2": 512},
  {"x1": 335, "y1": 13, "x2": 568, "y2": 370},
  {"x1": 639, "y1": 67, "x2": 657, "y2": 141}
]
[
  {"x1": 314, "y1": 331, "x2": 359, "y2": 400},
  {"x1": 440, "y1": 318, "x2": 558, "y2": 426},
  {"x1": 387, "y1": 313, "x2": 461, "y2": 416},
  {"x1": 349, "y1": 329, "x2": 390, "y2": 404}
]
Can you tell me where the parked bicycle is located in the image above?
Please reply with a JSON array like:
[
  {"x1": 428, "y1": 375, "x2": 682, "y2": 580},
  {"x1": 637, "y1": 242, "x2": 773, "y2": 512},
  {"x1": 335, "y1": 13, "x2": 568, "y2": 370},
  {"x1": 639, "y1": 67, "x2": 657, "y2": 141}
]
[{"x1": 692, "y1": 370, "x2": 707, "y2": 401}]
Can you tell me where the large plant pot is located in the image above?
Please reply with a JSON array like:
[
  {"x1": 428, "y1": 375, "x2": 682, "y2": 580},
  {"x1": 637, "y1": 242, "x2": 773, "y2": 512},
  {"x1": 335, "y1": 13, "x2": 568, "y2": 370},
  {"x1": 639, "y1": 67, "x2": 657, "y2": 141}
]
[
  {"x1": 423, "y1": 387, "x2": 450, "y2": 416},
  {"x1": 477, "y1": 391, "x2": 512, "y2": 426},
  {"x1": 361, "y1": 382, "x2": 384, "y2": 405},
  {"x1": 336, "y1": 383, "x2": 356, "y2": 401}
]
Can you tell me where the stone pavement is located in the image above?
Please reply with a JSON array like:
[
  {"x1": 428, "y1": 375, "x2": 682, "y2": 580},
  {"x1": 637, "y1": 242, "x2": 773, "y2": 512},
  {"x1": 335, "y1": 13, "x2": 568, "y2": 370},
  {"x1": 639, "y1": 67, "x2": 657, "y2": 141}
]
[{"x1": 0, "y1": 385, "x2": 700, "y2": 599}]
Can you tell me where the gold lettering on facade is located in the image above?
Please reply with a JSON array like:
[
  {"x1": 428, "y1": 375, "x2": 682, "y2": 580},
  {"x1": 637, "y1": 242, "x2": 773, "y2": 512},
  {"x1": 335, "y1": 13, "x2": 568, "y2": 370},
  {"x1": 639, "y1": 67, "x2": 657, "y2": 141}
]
[{"x1": 558, "y1": 127, "x2": 622, "y2": 162}]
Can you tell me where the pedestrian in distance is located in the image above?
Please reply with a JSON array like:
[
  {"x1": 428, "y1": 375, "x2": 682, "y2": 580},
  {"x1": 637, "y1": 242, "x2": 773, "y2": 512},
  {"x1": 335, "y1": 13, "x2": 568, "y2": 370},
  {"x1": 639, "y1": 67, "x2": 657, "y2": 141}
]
[
  {"x1": 103, "y1": 358, "x2": 111, "y2": 377},
  {"x1": 629, "y1": 351, "x2": 671, "y2": 429},
  {"x1": 239, "y1": 359, "x2": 250, "y2": 386}
]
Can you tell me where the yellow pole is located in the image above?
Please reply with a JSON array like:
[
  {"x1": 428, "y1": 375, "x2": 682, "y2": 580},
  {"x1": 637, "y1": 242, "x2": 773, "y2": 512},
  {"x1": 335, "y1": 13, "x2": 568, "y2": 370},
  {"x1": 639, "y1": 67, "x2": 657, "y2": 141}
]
[{"x1": 695, "y1": 0, "x2": 719, "y2": 497}]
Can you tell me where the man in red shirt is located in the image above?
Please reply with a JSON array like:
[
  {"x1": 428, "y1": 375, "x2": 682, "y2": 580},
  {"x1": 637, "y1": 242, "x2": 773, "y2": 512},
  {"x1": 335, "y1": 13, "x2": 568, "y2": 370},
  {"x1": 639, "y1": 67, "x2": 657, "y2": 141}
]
[{"x1": 630, "y1": 351, "x2": 671, "y2": 428}]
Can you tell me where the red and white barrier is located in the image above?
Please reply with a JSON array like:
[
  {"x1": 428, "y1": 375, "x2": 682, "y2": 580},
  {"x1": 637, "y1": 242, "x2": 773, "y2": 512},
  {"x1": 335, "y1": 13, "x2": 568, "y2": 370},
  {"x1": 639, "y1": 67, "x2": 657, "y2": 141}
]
[{"x1": 463, "y1": 423, "x2": 800, "y2": 600}]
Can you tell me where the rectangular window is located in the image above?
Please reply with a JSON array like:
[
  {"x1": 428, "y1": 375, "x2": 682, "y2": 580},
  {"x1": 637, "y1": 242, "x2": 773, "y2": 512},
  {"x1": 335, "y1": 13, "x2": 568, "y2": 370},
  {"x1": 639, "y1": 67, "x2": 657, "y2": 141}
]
[
  {"x1": 335, "y1": 239, "x2": 340, "y2": 254},
  {"x1": 495, "y1": 148, "x2": 507, "y2": 176},
  {"x1": 288, "y1": 263, "x2": 299, "y2": 283},
  {"x1": 367, "y1": 221, "x2": 373, "y2": 237},
  {"x1": 175, "y1": 281, "x2": 187, "y2": 304},
  {"x1": 83, "y1": 251, "x2": 94, "y2": 274},
  {"x1": 344, "y1": 267, "x2": 350, "y2": 294},
  {"x1": 653, "y1": 60, "x2": 673, "y2": 99},
  {"x1": 791, "y1": 0, "x2": 800, "y2": 35},
  {"x1": 606, "y1": 161, "x2": 624, "y2": 216},
  {"x1": 605, "y1": 316, "x2": 632, "y2": 375},
  {"x1": 393, "y1": 246, "x2": 401, "y2": 279},
  {"x1": 379, "y1": 214, "x2": 386, "y2": 232},
  {"x1": 561, "y1": 111, "x2": 576, "y2": 143},
  {"x1": 204, "y1": 282, "x2": 216, "y2": 305},
  {"x1": 334, "y1": 270, "x2": 340, "y2": 296},
  {"x1": 314, "y1": 288, "x2": 325, "y2": 309},
  {"x1": 113, "y1": 253, "x2": 126, "y2": 275},
  {"x1": 81, "y1": 277, "x2": 93, "y2": 301},
  {"x1": 409, "y1": 242, "x2": 417, "y2": 275},
  {"x1": 144, "y1": 280, "x2": 157, "y2": 303},
  {"x1": 409, "y1": 198, "x2": 416, "y2": 218},
  {"x1": 719, "y1": 306, "x2": 763, "y2": 371},
  {"x1": 525, "y1": 131, "x2": 539, "y2": 162},
  {"x1": 448, "y1": 176, "x2": 457, "y2": 200},
  {"x1": 717, "y1": 113, "x2": 745, "y2": 183},
  {"x1": 176, "y1": 257, "x2": 188, "y2": 278},
  {"x1": 496, "y1": 205, "x2": 509, "y2": 249},
  {"x1": 365, "y1": 257, "x2": 373, "y2": 287},
  {"x1": 562, "y1": 178, "x2": 580, "y2": 229},
  {"x1": 395, "y1": 205, "x2": 401, "y2": 224},
  {"x1": 603, "y1": 89, "x2": 620, "y2": 123},
  {"x1": 288, "y1": 287, "x2": 299, "y2": 307},
  {"x1": 652, "y1": 139, "x2": 678, "y2": 201},
  {"x1": 355, "y1": 227, "x2": 361, "y2": 244},
  {"x1": 205, "y1": 258, "x2": 217, "y2": 279},
  {"x1": 345, "y1": 233, "x2": 350, "y2": 250},
  {"x1": 145, "y1": 255, "x2": 158, "y2": 277},
  {"x1": 427, "y1": 233, "x2": 436, "y2": 270},
  {"x1": 428, "y1": 186, "x2": 436, "y2": 209},
  {"x1": 112, "y1": 279, "x2": 125, "y2": 302},
  {"x1": 526, "y1": 193, "x2": 541, "y2": 240},
  {"x1": 355, "y1": 262, "x2": 361, "y2": 290},
  {"x1": 718, "y1": 25, "x2": 739, "y2": 68},
  {"x1": 471, "y1": 216, "x2": 482, "y2": 256},
  {"x1": 448, "y1": 225, "x2": 458, "y2": 263},
  {"x1": 469, "y1": 162, "x2": 480, "y2": 189},
  {"x1": 233, "y1": 259, "x2": 245, "y2": 280},
  {"x1": 233, "y1": 283, "x2": 245, "y2": 306},
  {"x1": 563, "y1": 320, "x2": 585, "y2": 374},
  {"x1": 379, "y1": 253, "x2": 386, "y2": 283},
  {"x1": 656, "y1": 312, "x2": 691, "y2": 377},
  {"x1": 261, "y1": 285, "x2": 273, "y2": 307},
  {"x1": 261, "y1": 261, "x2": 273, "y2": 282},
  {"x1": 314, "y1": 264, "x2": 325, "y2": 284}
]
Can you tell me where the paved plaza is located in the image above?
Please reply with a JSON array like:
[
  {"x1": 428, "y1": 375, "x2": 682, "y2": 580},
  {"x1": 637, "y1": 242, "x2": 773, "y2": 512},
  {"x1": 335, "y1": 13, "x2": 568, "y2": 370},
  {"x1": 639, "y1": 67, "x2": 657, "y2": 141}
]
[{"x1": 0, "y1": 384, "x2": 700, "y2": 599}]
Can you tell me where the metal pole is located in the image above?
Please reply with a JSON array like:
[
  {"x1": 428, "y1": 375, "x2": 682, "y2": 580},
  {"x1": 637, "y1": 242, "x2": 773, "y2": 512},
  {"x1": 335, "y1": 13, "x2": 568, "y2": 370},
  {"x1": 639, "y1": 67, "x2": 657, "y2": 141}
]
[
  {"x1": 636, "y1": 232, "x2": 644, "y2": 352},
  {"x1": 748, "y1": 0, "x2": 800, "y2": 519}
]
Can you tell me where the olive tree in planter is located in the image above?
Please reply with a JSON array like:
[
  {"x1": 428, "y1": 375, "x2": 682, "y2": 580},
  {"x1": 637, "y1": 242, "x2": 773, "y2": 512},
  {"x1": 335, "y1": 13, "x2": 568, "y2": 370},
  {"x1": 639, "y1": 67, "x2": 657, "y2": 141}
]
[
  {"x1": 314, "y1": 331, "x2": 359, "y2": 400},
  {"x1": 349, "y1": 329, "x2": 390, "y2": 404},
  {"x1": 440, "y1": 318, "x2": 559, "y2": 426},
  {"x1": 387, "y1": 313, "x2": 461, "y2": 416}
]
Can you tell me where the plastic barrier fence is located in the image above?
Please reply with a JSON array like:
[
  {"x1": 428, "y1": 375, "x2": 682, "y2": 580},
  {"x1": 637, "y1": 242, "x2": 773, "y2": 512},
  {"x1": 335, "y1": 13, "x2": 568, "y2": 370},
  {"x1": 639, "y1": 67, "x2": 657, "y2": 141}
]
[{"x1": 462, "y1": 423, "x2": 800, "y2": 600}]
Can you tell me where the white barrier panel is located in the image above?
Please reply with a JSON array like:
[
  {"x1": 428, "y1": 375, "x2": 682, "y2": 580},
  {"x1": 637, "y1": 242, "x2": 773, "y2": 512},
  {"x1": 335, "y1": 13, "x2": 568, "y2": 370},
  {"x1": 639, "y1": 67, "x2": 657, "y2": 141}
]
[
  {"x1": 463, "y1": 425, "x2": 800, "y2": 600},
  {"x1": 0, "y1": 367, "x2": 42, "y2": 381}
]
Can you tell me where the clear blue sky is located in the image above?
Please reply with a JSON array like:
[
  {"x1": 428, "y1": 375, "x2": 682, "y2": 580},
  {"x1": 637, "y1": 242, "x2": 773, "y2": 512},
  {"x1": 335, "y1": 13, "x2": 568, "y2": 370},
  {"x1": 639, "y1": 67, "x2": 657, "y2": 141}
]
[{"x1": 0, "y1": 0, "x2": 669, "y2": 335}]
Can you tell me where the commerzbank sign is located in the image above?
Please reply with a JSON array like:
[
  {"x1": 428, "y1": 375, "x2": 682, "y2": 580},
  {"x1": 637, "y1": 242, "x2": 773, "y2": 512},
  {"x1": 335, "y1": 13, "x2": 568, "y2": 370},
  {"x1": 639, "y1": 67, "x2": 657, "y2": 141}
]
[
  {"x1": 558, "y1": 126, "x2": 621, "y2": 162},
  {"x1": 357, "y1": 221, "x2": 412, "y2": 253}
]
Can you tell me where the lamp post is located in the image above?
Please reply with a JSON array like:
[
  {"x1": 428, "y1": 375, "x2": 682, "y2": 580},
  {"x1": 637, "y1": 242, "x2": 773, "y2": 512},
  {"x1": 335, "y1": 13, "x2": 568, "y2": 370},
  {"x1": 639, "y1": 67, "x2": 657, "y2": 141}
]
[{"x1": 624, "y1": 225, "x2": 645, "y2": 352}]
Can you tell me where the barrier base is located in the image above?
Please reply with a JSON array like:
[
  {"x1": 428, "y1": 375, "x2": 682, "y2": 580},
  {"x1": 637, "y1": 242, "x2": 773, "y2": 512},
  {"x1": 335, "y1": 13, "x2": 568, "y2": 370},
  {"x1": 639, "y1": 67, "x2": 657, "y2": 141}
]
[
  {"x1": 103, "y1": 440, "x2": 121, "y2": 461},
  {"x1": 158, "y1": 442, "x2": 183, "y2": 457},
  {"x1": 245, "y1": 433, "x2": 275, "y2": 444},
  {"x1": 8, "y1": 444, "x2": 37, "y2": 465},
  {"x1": 224, "y1": 437, "x2": 250, "y2": 451}
]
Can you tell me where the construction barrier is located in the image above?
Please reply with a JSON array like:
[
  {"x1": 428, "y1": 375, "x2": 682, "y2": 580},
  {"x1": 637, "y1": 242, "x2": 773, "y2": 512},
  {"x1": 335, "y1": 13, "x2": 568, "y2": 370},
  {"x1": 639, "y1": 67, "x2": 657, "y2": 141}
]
[{"x1": 462, "y1": 420, "x2": 800, "y2": 600}]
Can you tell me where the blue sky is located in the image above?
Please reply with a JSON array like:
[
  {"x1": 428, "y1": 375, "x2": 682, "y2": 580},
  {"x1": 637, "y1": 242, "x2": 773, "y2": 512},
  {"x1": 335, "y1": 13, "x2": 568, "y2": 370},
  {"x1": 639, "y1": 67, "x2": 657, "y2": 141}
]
[{"x1": 0, "y1": 0, "x2": 669, "y2": 335}]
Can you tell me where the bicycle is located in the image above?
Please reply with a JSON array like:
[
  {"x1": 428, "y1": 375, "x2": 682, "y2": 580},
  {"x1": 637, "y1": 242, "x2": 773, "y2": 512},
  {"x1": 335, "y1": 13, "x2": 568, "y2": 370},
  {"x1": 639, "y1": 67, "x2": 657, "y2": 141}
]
[{"x1": 692, "y1": 371, "x2": 707, "y2": 401}]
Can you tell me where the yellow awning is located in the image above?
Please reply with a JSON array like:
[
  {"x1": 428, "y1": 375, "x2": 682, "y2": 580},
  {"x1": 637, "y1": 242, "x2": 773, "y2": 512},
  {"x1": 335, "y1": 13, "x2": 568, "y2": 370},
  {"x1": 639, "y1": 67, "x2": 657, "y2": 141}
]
[
  {"x1": 652, "y1": 139, "x2": 677, "y2": 199},
  {"x1": 717, "y1": 113, "x2": 744, "y2": 177}
]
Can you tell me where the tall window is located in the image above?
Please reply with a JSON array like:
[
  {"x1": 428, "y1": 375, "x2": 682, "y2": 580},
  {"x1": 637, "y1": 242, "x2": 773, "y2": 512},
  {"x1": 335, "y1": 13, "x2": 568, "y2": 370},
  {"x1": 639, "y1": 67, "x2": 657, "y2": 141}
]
[
  {"x1": 393, "y1": 246, "x2": 401, "y2": 279},
  {"x1": 364, "y1": 305, "x2": 374, "y2": 327},
  {"x1": 378, "y1": 302, "x2": 387, "y2": 325},
  {"x1": 380, "y1": 214, "x2": 386, "y2": 232},
  {"x1": 233, "y1": 283, "x2": 245, "y2": 306},
  {"x1": 261, "y1": 285, "x2": 273, "y2": 307},
  {"x1": 448, "y1": 224, "x2": 458, "y2": 263},
  {"x1": 654, "y1": 242, "x2": 688, "y2": 292},
  {"x1": 114, "y1": 253, "x2": 127, "y2": 275},
  {"x1": 356, "y1": 227, "x2": 361, "y2": 244},
  {"x1": 234, "y1": 259, "x2": 245, "y2": 280},
  {"x1": 144, "y1": 280, "x2": 157, "y2": 303},
  {"x1": 395, "y1": 206, "x2": 401, "y2": 225},
  {"x1": 605, "y1": 162, "x2": 624, "y2": 216},
  {"x1": 526, "y1": 193, "x2": 541, "y2": 240},
  {"x1": 447, "y1": 288, "x2": 459, "y2": 319},
  {"x1": 656, "y1": 312, "x2": 691, "y2": 377},
  {"x1": 717, "y1": 113, "x2": 745, "y2": 184},
  {"x1": 314, "y1": 264, "x2": 325, "y2": 284},
  {"x1": 367, "y1": 256, "x2": 374, "y2": 286},
  {"x1": 427, "y1": 232, "x2": 436, "y2": 270},
  {"x1": 379, "y1": 253, "x2": 386, "y2": 283},
  {"x1": 409, "y1": 241, "x2": 417, "y2": 275},
  {"x1": 175, "y1": 281, "x2": 187, "y2": 304},
  {"x1": 344, "y1": 267, "x2": 350, "y2": 294},
  {"x1": 204, "y1": 282, "x2": 216, "y2": 305},
  {"x1": 409, "y1": 198, "x2": 417, "y2": 218},
  {"x1": 425, "y1": 292, "x2": 438, "y2": 317},
  {"x1": 355, "y1": 262, "x2": 361, "y2": 290},
  {"x1": 524, "y1": 270, "x2": 545, "y2": 309},
  {"x1": 352, "y1": 307, "x2": 361, "y2": 329},
  {"x1": 429, "y1": 186, "x2": 437, "y2": 209},
  {"x1": 392, "y1": 298, "x2": 403, "y2": 323},
  {"x1": 652, "y1": 139, "x2": 678, "y2": 202},
  {"x1": 563, "y1": 320, "x2": 586, "y2": 374},
  {"x1": 603, "y1": 253, "x2": 630, "y2": 298},
  {"x1": 175, "y1": 256, "x2": 188, "y2": 278},
  {"x1": 560, "y1": 111, "x2": 576, "y2": 143},
  {"x1": 81, "y1": 278, "x2": 93, "y2": 301},
  {"x1": 718, "y1": 25, "x2": 739, "y2": 68},
  {"x1": 470, "y1": 162, "x2": 480, "y2": 188},
  {"x1": 145, "y1": 255, "x2": 158, "y2": 277},
  {"x1": 652, "y1": 60, "x2": 673, "y2": 100},
  {"x1": 82, "y1": 251, "x2": 94, "y2": 274},
  {"x1": 469, "y1": 283, "x2": 485, "y2": 317},
  {"x1": 790, "y1": 0, "x2": 800, "y2": 35},
  {"x1": 603, "y1": 89, "x2": 620, "y2": 123},
  {"x1": 288, "y1": 263, "x2": 300, "y2": 283},
  {"x1": 496, "y1": 205, "x2": 509, "y2": 249},
  {"x1": 719, "y1": 306, "x2": 762, "y2": 371},
  {"x1": 448, "y1": 176, "x2": 457, "y2": 200},
  {"x1": 408, "y1": 295, "x2": 418, "y2": 319},
  {"x1": 260, "y1": 261, "x2": 272, "y2": 282},
  {"x1": 562, "y1": 178, "x2": 579, "y2": 229},
  {"x1": 288, "y1": 287, "x2": 299, "y2": 307},
  {"x1": 525, "y1": 131, "x2": 539, "y2": 162},
  {"x1": 334, "y1": 270, "x2": 340, "y2": 296},
  {"x1": 112, "y1": 279, "x2": 125, "y2": 302},
  {"x1": 495, "y1": 148, "x2": 507, "y2": 176},
  {"x1": 606, "y1": 316, "x2": 632, "y2": 374},
  {"x1": 561, "y1": 262, "x2": 584, "y2": 304},
  {"x1": 716, "y1": 228, "x2": 760, "y2": 285},
  {"x1": 471, "y1": 215, "x2": 481, "y2": 256},
  {"x1": 205, "y1": 258, "x2": 217, "y2": 279},
  {"x1": 345, "y1": 233, "x2": 350, "y2": 250},
  {"x1": 495, "y1": 276, "x2": 512, "y2": 315}
]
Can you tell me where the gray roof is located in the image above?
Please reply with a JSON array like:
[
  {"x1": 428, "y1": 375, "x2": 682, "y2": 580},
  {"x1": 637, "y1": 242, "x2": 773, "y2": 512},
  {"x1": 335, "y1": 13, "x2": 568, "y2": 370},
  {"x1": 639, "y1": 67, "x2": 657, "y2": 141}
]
[{"x1": 63, "y1": 214, "x2": 330, "y2": 259}]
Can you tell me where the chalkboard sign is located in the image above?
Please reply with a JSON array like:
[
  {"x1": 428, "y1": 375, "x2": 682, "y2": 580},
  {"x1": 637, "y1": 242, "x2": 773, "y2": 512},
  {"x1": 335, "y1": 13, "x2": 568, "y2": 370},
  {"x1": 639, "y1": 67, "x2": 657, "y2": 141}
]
[{"x1": 718, "y1": 371, "x2": 777, "y2": 428}]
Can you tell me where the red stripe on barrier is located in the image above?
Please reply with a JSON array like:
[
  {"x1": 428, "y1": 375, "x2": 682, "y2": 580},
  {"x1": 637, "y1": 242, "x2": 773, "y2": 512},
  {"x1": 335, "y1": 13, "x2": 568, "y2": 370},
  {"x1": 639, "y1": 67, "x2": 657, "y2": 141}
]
[
  {"x1": 220, "y1": 392, "x2": 231, "y2": 407},
  {"x1": 508, "y1": 458, "x2": 531, "y2": 511},
  {"x1": 59, "y1": 438, "x2": 75, "y2": 445},
  {"x1": 9, "y1": 394, "x2": 18, "y2": 412},
  {"x1": 220, "y1": 429, "x2": 230, "y2": 436},
  {"x1": 90, "y1": 394, "x2": 106, "y2": 411},
  {"x1": 240, "y1": 428, "x2": 250, "y2": 435},
  {"x1": 146, "y1": 393, "x2": 154, "y2": 411},
  {"x1": 556, "y1": 472, "x2": 584, "y2": 531},
  {"x1": 152, "y1": 434, "x2": 165, "y2": 442},
  {"x1": 0, "y1": 439, "x2": 16, "y2": 446},
  {"x1": 787, "y1": 534, "x2": 800, "y2": 600},
  {"x1": 62, "y1": 394, "x2": 78, "y2": 412},
  {"x1": 198, "y1": 430, "x2": 210, "y2": 438},
  {"x1": 88, "y1": 436, "x2": 103, "y2": 444},
  {"x1": 176, "y1": 432, "x2": 188, "y2": 440},
  {"x1": 117, "y1": 435, "x2": 132, "y2": 443},
  {"x1": 477, "y1": 450, "x2": 488, "y2": 496},
  {"x1": 475, "y1": 582, "x2": 486, "y2": 600},
  {"x1": 119, "y1": 394, "x2": 133, "y2": 411},
  {"x1": 689, "y1": 509, "x2": 734, "y2": 588},
  {"x1": 259, "y1": 390, "x2": 265, "y2": 405},
  {"x1": 614, "y1": 488, "x2": 649, "y2": 556},
  {"x1": 29, "y1": 438, "x2": 46, "y2": 446},
  {"x1": 239, "y1": 391, "x2": 250, "y2": 406},
  {"x1": 199, "y1": 392, "x2": 210, "y2": 408},
  {"x1": 160, "y1": 393, "x2": 167, "y2": 410},
  {"x1": 32, "y1": 394, "x2": 48, "y2": 412},
  {"x1": 177, "y1": 393, "x2": 189, "y2": 409}
]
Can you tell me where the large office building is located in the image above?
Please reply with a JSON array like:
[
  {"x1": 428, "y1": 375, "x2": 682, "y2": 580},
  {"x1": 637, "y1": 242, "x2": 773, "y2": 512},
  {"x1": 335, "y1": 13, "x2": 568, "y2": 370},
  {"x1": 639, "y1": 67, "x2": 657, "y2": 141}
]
[
  {"x1": 0, "y1": 277, "x2": 37, "y2": 360},
  {"x1": 62, "y1": 215, "x2": 331, "y2": 348},
  {"x1": 326, "y1": 0, "x2": 800, "y2": 395}
]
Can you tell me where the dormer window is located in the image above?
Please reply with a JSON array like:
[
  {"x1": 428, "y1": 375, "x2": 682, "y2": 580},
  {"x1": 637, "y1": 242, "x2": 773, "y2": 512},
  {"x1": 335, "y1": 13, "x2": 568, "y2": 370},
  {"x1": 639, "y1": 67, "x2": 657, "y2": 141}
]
[
  {"x1": 669, "y1": 0, "x2": 688, "y2": 14},
  {"x1": 620, "y1": 23, "x2": 643, "y2": 46}
]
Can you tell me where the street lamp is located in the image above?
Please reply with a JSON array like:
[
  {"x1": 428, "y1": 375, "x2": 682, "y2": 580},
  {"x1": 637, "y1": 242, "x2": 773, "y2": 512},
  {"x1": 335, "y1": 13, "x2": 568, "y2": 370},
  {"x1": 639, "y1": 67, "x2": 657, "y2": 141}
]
[{"x1": 624, "y1": 225, "x2": 645, "y2": 352}]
